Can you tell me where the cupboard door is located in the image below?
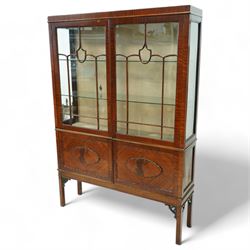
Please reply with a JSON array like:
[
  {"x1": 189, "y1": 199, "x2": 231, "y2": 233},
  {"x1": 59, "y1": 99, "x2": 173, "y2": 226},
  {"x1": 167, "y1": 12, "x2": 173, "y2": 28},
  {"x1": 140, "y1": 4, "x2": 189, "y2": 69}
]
[
  {"x1": 58, "y1": 132, "x2": 112, "y2": 181},
  {"x1": 114, "y1": 141, "x2": 179, "y2": 196},
  {"x1": 115, "y1": 22, "x2": 179, "y2": 142},
  {"x1": 56, "y1": 24, "x2": 108, "y2": 132}
]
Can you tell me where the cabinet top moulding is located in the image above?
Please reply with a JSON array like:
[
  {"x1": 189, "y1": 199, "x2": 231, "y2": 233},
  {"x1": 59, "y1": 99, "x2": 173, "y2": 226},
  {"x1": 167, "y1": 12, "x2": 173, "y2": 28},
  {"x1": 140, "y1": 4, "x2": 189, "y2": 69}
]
[{"x1": 47, "y1": 5, "x2": 202, "y2": 23}]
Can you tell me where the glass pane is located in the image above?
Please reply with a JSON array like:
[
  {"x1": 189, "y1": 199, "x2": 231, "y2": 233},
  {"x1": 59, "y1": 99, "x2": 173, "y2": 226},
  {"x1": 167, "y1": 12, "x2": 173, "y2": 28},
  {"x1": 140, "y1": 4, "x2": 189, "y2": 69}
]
[
  {"x1": 57, "y1": 26, "x2": 107, "y2": 131},
  {"x1": 129, "y1": 102, "x2": 161, "y2": 125},
  {"x1": 128, "y1": 123, "x2": 161, "y2": 139},
  {"x1": 116, "y1": 22, "x2": 178, "y2": 141},
  {"x1": 186, "y1": 23, "x2": 199, "y2": 139}
]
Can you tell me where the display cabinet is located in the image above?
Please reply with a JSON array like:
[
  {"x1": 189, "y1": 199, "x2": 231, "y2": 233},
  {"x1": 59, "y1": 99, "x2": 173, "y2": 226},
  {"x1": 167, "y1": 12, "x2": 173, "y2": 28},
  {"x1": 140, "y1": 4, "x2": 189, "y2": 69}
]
[{"x1": 48, "y1": 5, "x2": 202, "y2": 245}]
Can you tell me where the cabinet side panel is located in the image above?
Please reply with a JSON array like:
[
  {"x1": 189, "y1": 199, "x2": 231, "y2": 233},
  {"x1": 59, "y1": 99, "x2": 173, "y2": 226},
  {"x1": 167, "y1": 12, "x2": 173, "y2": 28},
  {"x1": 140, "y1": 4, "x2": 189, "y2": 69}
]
[
  {"x1": 173, "y1": 15, "x2": 190, "y2": 148},
  {"x1": 185, "y1": 22, "x2": 200, "y2": 139},
  {"x1": 49, "y1": 23, "x2": 61, "y2": 128},
  {"x1": 183, "y1": 146, "x2": 194, "y2": 192}
]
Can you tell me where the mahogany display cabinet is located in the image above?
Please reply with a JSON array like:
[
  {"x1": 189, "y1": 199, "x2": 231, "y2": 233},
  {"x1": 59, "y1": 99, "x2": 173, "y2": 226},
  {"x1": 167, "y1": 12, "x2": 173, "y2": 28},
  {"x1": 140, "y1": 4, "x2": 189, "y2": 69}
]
[{"x1": 48, "y1": 5, "x2": 202, "y2": 245}]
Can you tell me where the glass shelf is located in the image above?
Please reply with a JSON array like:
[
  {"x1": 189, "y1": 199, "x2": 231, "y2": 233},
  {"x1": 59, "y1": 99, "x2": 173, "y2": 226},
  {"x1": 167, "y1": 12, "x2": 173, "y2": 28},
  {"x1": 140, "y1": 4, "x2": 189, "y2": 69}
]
[
  {"x1": 117, "y1": 128, "x2": 174, "y2": 140},
  {"x1": 61, "y1": 94, "x2": 107, "y2": 101},
  {"x1": 62, "y1": 110, "x2": 107, "y2": 131},
  {"x1": 117, "y1": 120, "x2": 174, "y2": 129},
  {"x1": 117, "y1": 122, "x2": 174, "y2": 141},
  {"x1": 61, "y1": 94, "x2": 175, "y2": 106},
  {"x1": 72, "y1": 121, "x2": 108, "y2": 131},
  {"x1": 62, "y1": 111, "x2": 107, "y2": 120},
  {"x1": 116, "y1": 98, "x2": 175, "y2": 106}
]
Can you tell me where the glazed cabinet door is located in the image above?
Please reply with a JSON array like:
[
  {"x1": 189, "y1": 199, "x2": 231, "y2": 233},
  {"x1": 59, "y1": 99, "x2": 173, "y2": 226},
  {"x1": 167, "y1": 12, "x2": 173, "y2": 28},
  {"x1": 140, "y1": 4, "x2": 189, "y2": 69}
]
[
  {"x1": 113, "y1": 16, "x2": 184, "y2": 146},
  {"x1": 51, "y1": 20, "x2": 110, "y2": 136}
]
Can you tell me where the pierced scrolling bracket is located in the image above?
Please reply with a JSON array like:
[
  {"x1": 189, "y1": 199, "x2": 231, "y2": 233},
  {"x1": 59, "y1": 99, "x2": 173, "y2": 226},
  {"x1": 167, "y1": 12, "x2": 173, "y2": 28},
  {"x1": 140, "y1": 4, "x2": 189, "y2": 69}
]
[
  {"x1": 62, "y1": 177, "x2": 70, "y2": 186},
  {"x1": 167, "y1": 196, "x2": 192, "y2": 218},
  {"x1": 168, "y1": 205, "x2": 177, "y2": 217}
]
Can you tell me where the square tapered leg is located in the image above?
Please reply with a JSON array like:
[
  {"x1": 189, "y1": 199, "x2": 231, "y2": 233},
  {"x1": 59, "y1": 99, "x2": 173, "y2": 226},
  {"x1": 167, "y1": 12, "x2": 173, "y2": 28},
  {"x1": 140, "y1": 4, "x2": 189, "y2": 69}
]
[
  {"x1": 77, "y1": 181, "x2": 82, "y2": 195},
  {"x1": 176, "y1": 205, "x2": 183, "y2": 245},
  {"x1": 187, "y1": 195, "x2": 193, "y2": 228},
  {"x1": 58, "y1": 175, "x2": 65, "y2": 207}
]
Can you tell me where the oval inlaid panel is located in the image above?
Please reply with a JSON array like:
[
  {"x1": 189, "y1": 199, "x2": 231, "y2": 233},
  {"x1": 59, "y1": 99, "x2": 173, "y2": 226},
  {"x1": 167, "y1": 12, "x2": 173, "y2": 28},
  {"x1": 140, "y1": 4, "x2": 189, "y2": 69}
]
[
  {"x1": 126, "y1": 157, "x2": 162, "y2": 178},
  {"x1": 72, "y1": 146, "x2": 100, "y2": 165}
]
